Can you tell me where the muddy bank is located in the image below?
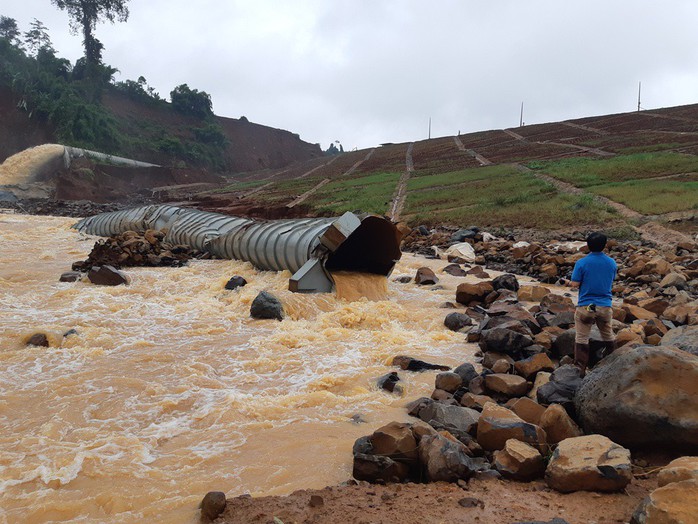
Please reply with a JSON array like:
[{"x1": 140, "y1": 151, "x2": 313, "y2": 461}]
[{"x1": 213, "y1": 476, "x2": 656, "y2": 524}]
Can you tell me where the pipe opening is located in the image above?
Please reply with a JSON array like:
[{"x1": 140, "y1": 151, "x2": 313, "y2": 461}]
[{"x1": 324, "y1": 216, "x2": 402, "y2": 276}]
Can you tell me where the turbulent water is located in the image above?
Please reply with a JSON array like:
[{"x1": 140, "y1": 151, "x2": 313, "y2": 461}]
[
  {"x1": 0, "y1": 145, "x2": 65, "y2": 186},
  {"x1": 0, "y1": 213, "x2": 481, "y2": 524}
]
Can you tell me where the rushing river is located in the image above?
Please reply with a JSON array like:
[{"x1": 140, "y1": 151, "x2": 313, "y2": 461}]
[{"x1": 0, "y1": 212, "x2": 485, "y2": 523}]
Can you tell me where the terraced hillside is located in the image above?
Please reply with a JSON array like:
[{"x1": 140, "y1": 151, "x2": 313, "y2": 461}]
[{"x1": 196, "y1": 104, "x2": 698, "y2": 237}]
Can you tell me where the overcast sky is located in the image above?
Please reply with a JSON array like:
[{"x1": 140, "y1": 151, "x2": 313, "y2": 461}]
[{"x1": 4, "y1": 1, "x2": 698, "y2": 150}]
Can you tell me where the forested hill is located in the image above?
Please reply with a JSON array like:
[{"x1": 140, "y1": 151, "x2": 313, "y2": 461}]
[{"x1": 0, "y1": 34, "x2": 322, "y2": 173}]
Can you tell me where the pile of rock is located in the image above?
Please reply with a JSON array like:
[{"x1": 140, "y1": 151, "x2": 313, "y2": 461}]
[
  {"x1": 354, "y1": 267, "x2": 698, "y2": 507},
  {"x1": 72, "y1": 229, "x2": 206, "y2": 271}
]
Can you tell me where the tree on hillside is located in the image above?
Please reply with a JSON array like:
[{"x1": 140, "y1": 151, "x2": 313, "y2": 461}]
[
  {"x1": 0, "y1": 16, "x2": 21, "y2": 47},
  {"x1": 170, "y1": 84, "x2": 213, "y2": 118},
  {"x1": 50, "y1": 0, "x2": 129, "y2": 75},
  {"x1": 24, "y1": 19, "x2": 54, "y2": 57}
]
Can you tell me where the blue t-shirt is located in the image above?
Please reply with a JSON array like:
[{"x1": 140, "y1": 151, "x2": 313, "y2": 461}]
[{"x1": 571, "y1": 252, "x2": 617, "y2": 307}]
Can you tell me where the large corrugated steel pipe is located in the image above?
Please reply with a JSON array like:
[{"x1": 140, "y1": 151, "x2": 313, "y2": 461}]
[{"x1": 73, "y1": 205, "x2": 402, "y2": 293}]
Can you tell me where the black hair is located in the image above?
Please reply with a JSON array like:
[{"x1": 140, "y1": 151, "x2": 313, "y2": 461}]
[{"x1": 586, "y1": 232, "x2": 607, "y2": 252}]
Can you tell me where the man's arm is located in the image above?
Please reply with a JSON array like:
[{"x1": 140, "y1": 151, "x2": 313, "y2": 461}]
[{"x1": 568, "y1": 280, "x2": 580, "y2": 289}]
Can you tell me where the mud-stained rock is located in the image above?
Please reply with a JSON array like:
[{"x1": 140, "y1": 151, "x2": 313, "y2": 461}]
[
  {"x1": 415, "y1": 267, "x2": 438, "y2": 285},
  {"x1": 518, "y1": 285, "x2": 551, "y2": 302},
  {"x1": 662, "y1": 303, "x2": 696, "y2": 325},
  {"x1": 453, "y1": 362, "x2": 479, "y2": 384},
  {"x1": 508, "y1": 397, "x2": 546, "y2": 426},
  {"x1": 434, "y1": 372, "x2": 463, "y2": 393},
  {"x1": 476, "y1": 403, "x2": 547, "y2": 452},
  {"x1": 537, "y1": 365, "x2": 583, "y2": 409},
  {"x1": 622, "y1": 304, "x2": 657, "y2": 322},
  {"x1": 456, "y1": 281, "x2": 494, "y2": 305},
  {"x1": 630, "y1": 479, "x2": 698, "y2": 524},
  {"x1": 484, "y1": 373, "x2": 529, "y2": 398},
  {"x1": 353, "y1": 452, "x2": 410, "y2": 483},
  {"x1": 391, "y1": 355, "x2": 450, "y2": 372},
  {"x1": 443, "y1": 263, "x2": 467, "y2": 277},
  {"x1": 478, "y1": 328, "x2": 534, "y2": 357},
  {"x1": 540, "y1": 294, "x2": 575, "y2": 314},
  {"x1": 545, "y1": 435, "x2": 632, "y2": 493},
  {"x1": 200, "y1": 491, "x2": 227, "y2": 521},
  {"x1": 661, "y1": 325, "x2": 698, "y2": 356},
  {"x1": 459, "y1": 393, "x2": 495, "y2": 411},
  {"x1": 369, "y1": 421, "x2": 418, "y2": 462},
  {"x1": 492, "y1": 273, "x2": 519, "y2": 292},
  {"x1": 539, "y1": 404, "x2": 582, "y2": 445},
  {"x1": 417, "y1": 401, "x2": 480, "y2": 434},
  {"x1": 418, "y1": 433, "x2": 482, "y2": 482},
  {"x1": 657, "y1": 456, "x2": 698, "y2": 487},
  {"x1": 514, "y1": 353, "x2": 555, "y2": 379},
  {"x1": 250, "y1": 290, "x2": 284, "y2": 320},
  {"x1": 87, "y1": 265, "x2": 129, "y2": 286},
  {"x1": 59, "y1": 271, "x2": 82, "y2": 282},
  {"x1": 444, "y1": 312, "x2": 473, "y2": 332},
  {"x1": 575, "y1": 346, "x2": 698, "y2": 450},
  {"x1": 493, "y1": 439, "x2": 545, "y2": 481},
  {"x1": 528, "y1": 371, "x2": 551, "y2": 400}
]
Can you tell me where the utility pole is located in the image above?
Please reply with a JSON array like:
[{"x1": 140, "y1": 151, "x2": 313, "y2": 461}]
[
  {"x1": 519, "y1": 102, "x2": 524, "y2": 127},
  {"x1": 637, "y1": 81, "x2": 642, "y2": 112},
  {"x1": 428, "y1": 117, "x2": 431, "y2": 139}
]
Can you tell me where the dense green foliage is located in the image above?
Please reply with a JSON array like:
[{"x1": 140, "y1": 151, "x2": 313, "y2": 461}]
[
  {"x1": 0, "y1": 16, "x2": 228, "y2": 169},
  {"x1": 170, "y1": 84, "x2": 213, "y2": 118}
]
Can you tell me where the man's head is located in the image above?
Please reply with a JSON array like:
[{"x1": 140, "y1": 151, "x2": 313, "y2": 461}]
[{"x1": 586, "y1": 232, "x2": 607, "y2": 252}]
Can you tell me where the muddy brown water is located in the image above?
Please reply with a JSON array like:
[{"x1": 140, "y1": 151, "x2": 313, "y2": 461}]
[{"x1": 0, "y1": 213, "x2": 512, "y2": 523}]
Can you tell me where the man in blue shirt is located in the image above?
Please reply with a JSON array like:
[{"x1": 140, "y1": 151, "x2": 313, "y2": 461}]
[{"x1": 568, "y1": 232, "x2": 617, "y2": 373}]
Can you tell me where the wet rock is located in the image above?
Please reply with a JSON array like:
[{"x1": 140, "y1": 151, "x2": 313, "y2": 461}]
[
  {"x1": 528, "y1": 371, "x2": 551, "y2": 400},
  {"x1": 476, "y1": 403, "x2": 547, "y2": 452},
  {"x1": 478, "y1": 328, "x2": 534, "y2": 357},
  {"x1": 443, "y1": 263, "x2": 467, "y2": 277},
  {"x1": 434, "y1": 372, "x2": 463, "y2": 393},
  {"x1": 514, "y1": 353, "x2": 555, "y2": 379},
  {"x1": 491, "y1": 359, "x2": 511, "y2": 374},
  {"x1": 417, "y1": 400, "x2": 480, "y2": 434},
  {"x1": 657, "y1": 456, "x2": 698, "y2": 487},
  {"x1": 491, "y1": 273, "x2": 519, "y2": 292},
  {"x1": 468, "y1": 375, "x2": 487, "y2": 395},
  {"x1": 369, "y1": 421, "x2": 418, "y2": 462},
  {"x1": 508, "y1": 397, "x2": 547, "y2": 426},
  {"x1": 63, "y1": 328, "x2": 78, "y2": 338},
  {"x1": 87, "y1": 265, "x2": 129, "y2": 286},
  {"x1": 250, "y1": 291, "x2": 284, "y2": 321},
  {"x1": 444, "y1": 312, "x2": 473, "y2": 332},
  {"x1": 418, "y1": 433, "x2": 482, "y2": 482},
  {"x1": 539, "y1": 404, "x2": 582, "y2": 445},
  {"x1": 484, "y1": 374, "x2": 529, "y2": 398},
  {"x1": 377, "y1": 371, "x2": 402, "y2": 394},
  {"x1": 458, "y1": 496, "x2": 485, "y2": 508},
  {"x1": 394, "y1": 275, "x2": 413, "y2": 284},
  {"x1": 456, "y1": 282, "x2": 494, "y2": 305},
  {"x1": 405, "y1": 397, "x2": 432, "y2": 417},
  {"x1": 353, "y1": 452, "x2": 409, "y2": 483},
  {"x1": 622, "y1": 304, "x2": 657, "y2": 322},
  {"x1": 660, "y1": 325, "x2": 698, "y2": 357},
  {"x1": 453, "y1": 362, "x2": 479, "y2": 384},
  {"x1": 391, "y1": 355, "x2": 450, "y2": 372},
  {"x1": 518, "y1": 285, "x2": 551, "y2": 302},
  {"x1": 350, "y1": 414, "x2": 367, "y2": 424},
  {"x1": 224, "y1": 276, "x2": 247, "y2": 290},
  {"x1": 537, "y1": 365, "x2": 583, "y2": 409},
  {"x1": 575, "y1": 346, "x2": 698, "y2": 450},
  {"x1": 431, "y1": 388, "x2": 454, "y2": 402},
  {"x1": 631, "y1": 480, "x2": 698, "y2": 524},
  {"x1": 200, "y1": 491, "x2": 227, "y2": 521},
  {"x1": 493, "y1": 439, "x2": 545, "y2": 481},
  {"x1": 59, "y1": 271, "x2": 82, "y2": 282},
  {"x1": 415, "y1": 267, "x2": 439, "y2": 285},
  {"x1": 459, "y1": 393, "x2": 495, "y2": 411},
  {"x1": 545, "y1": 435, "x2": 632, "y2": 493},
  {"x1": 26, "y1": 333, "x2": 49, "y2": 347}
]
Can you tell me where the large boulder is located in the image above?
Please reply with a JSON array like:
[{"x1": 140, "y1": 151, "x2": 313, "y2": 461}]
[
  {"x1": 456, "y1": 282, "x2": 494, "y2": 305},
  {"x1": 87, "y1": 265, "x2": 129, "y2": 286},
  {"x1": 661, "y1": 325, "x2": 698, "y2": 356},
  {"x1": 539, "y1": 404, "x2": 582, "y2": 445},
  {"x1": 392, "y1": 355, "x2": 450, "y2": 372},
  {"x1": 575, "y1": 346, "x2": 698, "y2": 450},
  {"x1": 545, "y1": 435, "x2": 632, "y2": 493},
  {"x1": 657, "y1": 456, "x2": 698, "y2": 487},
  {"x1": 418, "y1": 433, "x2": 483, "y2": 482},
  {"x1": 415, "y1": 267, "x2": 438, "y2": 285},
  {"x1": 444, "y1": 312, "x2": 473, "y2": 332},
  {"x1": 369, "y1": 422, "x2": 419, "y2": 462},
  {"x1": 484, "y1": 374, "x2": 529, "y2": 398},
  {"x1": 476, "y1": 403, "x2": 547, "y2": 452},
  {"x1": 417, "y1": 400, "x2": 480, "y2": 434},
  {"x1": 492, "y1": 273, "x2": 520, "y2": 292},
  {"x1": 631, "y1": 480, "x2": 698, "y2": 524}
]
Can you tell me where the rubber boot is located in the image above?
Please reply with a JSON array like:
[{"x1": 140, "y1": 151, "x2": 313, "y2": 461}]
[
  {"x1": 574, "y1": 343, "x2": 590, "y2": 375},
  {"x1": 601, "y1": 339, "x2": 616, "y2": 358}
]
